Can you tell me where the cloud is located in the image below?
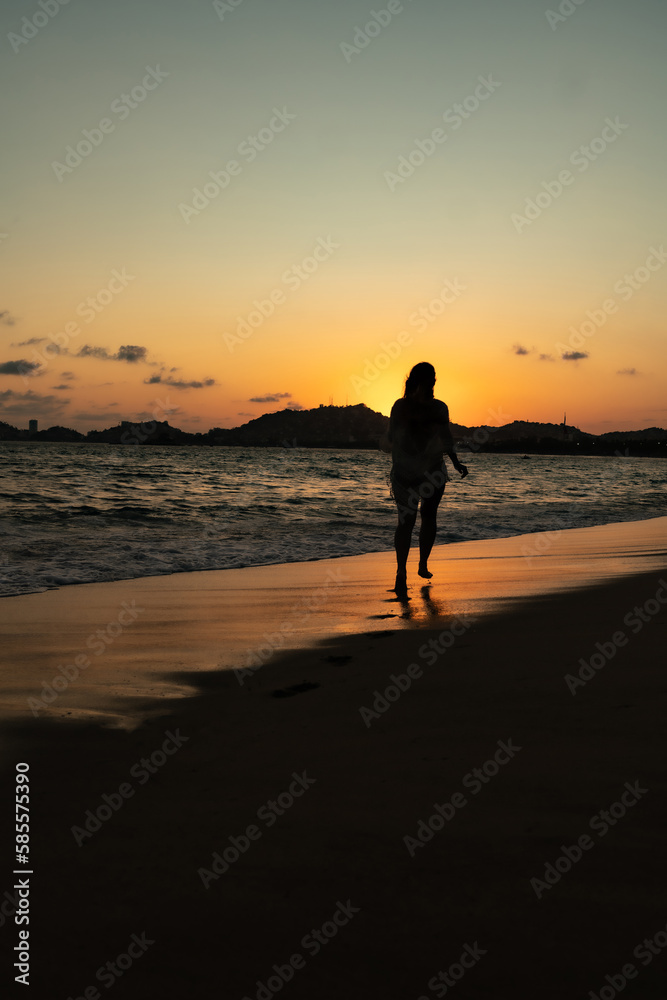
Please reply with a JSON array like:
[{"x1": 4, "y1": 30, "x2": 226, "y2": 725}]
[
  {"x1": 0, "y1": 310, "x2": 16, "y2": 326},
  {"x1": 77, "y1": 401, "x2": 119, "y2": 414},
  {"x1": 143, "y1": 372, "x2": 217, "y2": 390},
  {"x1": 0, "y1": 388, "x2": 69, "y2": 421},
  {"x1": 116, "y1": 345, "x2": 148, "y2": 363},
  {"x1": 617, "y1": 367, "x2": 640, "y2": 376},
  {"x1": 76, "y1": 345, "x2": 112, "y2": 360},
  {"x1": 250, "y1": 392, "x2": 292, "y2": 403},
  {"x1": 166, "y1": 377, "x2": 217, "y2": 390},
  {"x1": 538, "y1": 353, "x2": 555, "y2": 361},
  {"x1": 60, "y1": 371, "x2": 76, "y2": 380},
  {"x1": 28, "y1": 345, "x2": 177, "y2": 378},
  {"x1": 52, "y1": 384, "x2": 70, "y2": 390},
  {"x1": 512, "y1": 344, "x2": 530, "y2": 356},
  {"x1": 72, "y1": 411, "x2": 124, "y2": 423},
  {"x1": 75, "y1": 344, "x2": 150, "y2": 364},
  {"x1": 133, "y1": 405, "x2": 182, "y2": 420},
  {"x1": 237, "y1": 411, "x2": 255, "y2": 417},
  {"x1": 561, "y1": 351, "x2": 589, "y2": 361},
  {"x1": 286, "y1": 402, "x2": 304, "y2": 410},
  {"x1": 0, "y1": 359, "x2": 42, "y2": 376},
  {"x1": 12, "y1": 337, "x2": 45, "y2": 346}
]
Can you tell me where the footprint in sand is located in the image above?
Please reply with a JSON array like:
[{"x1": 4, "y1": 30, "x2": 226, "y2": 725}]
[{"x1": 271, "y1": 682, "x2": 320, "y2": 698}]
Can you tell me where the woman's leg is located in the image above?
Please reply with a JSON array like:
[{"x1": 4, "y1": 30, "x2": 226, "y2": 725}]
[
  {"x1": 394, "y1": 510, "x2": 417, "y2": 591},
  {"x1": 418, "y1": 483, "x2": 446, "y2": 578},
  {"x1": 391, "y1": 475, "x2": 418, "y2": 592}
]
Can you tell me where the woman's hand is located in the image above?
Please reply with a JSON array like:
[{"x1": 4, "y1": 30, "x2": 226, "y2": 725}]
[{"x1": 455, "y1": 461, "x2": 468, "y2": 478}]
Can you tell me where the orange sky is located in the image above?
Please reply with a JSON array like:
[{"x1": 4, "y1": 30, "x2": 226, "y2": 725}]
[{"x1": 2, "y1": 0, "x2": 666, "y2": 435}]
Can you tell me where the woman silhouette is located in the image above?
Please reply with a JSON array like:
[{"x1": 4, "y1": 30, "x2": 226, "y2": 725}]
[{"x1": 382, "y1": 362, "x2": 467, "y2": 595}]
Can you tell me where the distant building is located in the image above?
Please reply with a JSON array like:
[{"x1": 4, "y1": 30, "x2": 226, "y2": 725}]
[
  {"x1": 561, "y1": 413, "x2": 574, "y2": 443},
  {"x1": 28, "y1": 419, "x2": 38, "y2": 435}
]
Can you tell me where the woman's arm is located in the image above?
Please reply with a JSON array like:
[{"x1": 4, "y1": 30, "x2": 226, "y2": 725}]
[
  {"x1": 437, "y1": 402, "x2": 468, "y2": 477},
  {"x1": 447, "y1": 448, "x2": 468, "y2": 478}
]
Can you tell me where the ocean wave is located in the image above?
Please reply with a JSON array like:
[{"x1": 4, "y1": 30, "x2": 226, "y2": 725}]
[{"x1": 1, "y1": 446, "x2": 665, "y2": 597}]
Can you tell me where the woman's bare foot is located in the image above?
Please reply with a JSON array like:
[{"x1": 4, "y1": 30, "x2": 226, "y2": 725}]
[
  {"x1": 418, "y1": 563, "x2": 433, "y2": 579},
  {"x1": 394, "y1": 571, "x2": 408, "y2": 595}
]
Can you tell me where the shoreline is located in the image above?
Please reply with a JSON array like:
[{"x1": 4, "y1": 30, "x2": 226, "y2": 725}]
[
  {"x1": 1, "y1": 515, "x2": 666, "y2": 729},
  {"x1": 1, "y1": 507, "x2": 665, "y2": 603},
  {"x1": 1, "y1": 516, "x2": 666, "y2": 997}
]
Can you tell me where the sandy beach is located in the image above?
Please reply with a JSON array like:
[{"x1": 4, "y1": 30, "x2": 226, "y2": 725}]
[
  {"x1": 5, "y1": 1, "x2": 667, "y2": 993},
  {"x1": 2, "y1": 516, "x2": 667, "y2": 998}
]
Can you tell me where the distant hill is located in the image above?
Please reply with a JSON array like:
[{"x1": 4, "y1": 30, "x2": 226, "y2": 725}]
[
  {"x1": 32, "y1": 425, "x2": 85, "y2": 442},
  {"x1": 0, "y1": 407, "x2": 665, "y2": 455},
  {"x1": 0, "y1": 421, "x2": 21, "y2": 440},
  {"x1": 206, "y1": 403, "x2": 388, "y2": 447},
  {"x1": 86, "y1": 420, "x2": 196, "y2": 446},
  {"x1": 598, "y1": 427, "x2": 666, "y2": 440},
  {"x1": 456, "y1": 420, "x2": 593, "y2": 442}
]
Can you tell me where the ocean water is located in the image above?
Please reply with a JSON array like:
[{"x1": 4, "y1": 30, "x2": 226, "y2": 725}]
[{"x1": 0, "y1": 443, "x2": 665, "y2": 597}]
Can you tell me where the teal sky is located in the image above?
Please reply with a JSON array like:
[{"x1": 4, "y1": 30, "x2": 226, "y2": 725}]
[{"x1": 2, "y1": 0, "x2": 666, "y2": 433}]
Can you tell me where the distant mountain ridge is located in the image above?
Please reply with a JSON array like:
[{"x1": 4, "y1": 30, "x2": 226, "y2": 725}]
[{"x1": 1, "y1": 404, "x2": 665, "y2": 455}]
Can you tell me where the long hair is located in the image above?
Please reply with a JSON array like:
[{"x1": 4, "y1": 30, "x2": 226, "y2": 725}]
[{"x1": 403, "y1": 362, "x2": 436, "y2": 399}]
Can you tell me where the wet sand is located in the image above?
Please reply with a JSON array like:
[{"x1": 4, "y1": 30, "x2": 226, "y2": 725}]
[
  {"x1": 1, "y1": 516, "x2": 666, "y2": 998},
  {"x1": 2, "y1": 515, "x2": 666, "y2": 728}
]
